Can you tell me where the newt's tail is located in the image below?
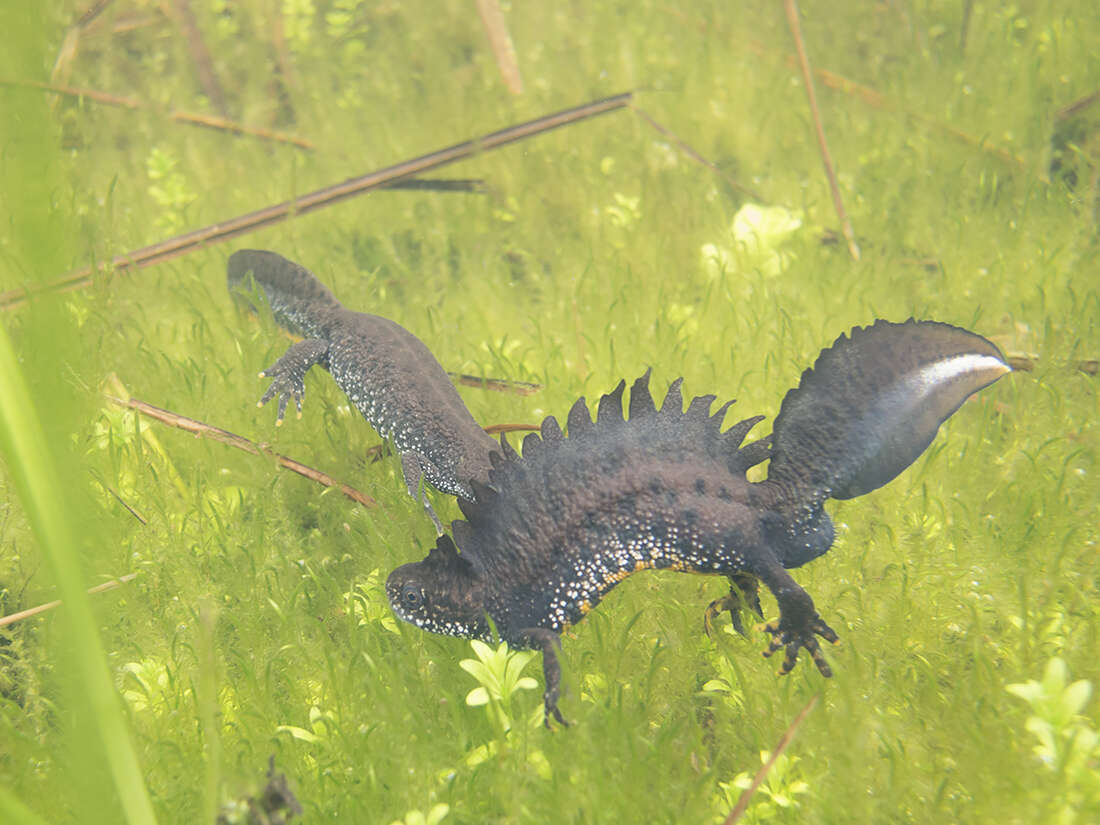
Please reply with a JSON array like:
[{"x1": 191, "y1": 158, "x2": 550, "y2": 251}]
[
  {"x1": 767, "y1": 319, "x2": 1010, "y2": 506},
  {"x1": 227, "y1": 249, "x2": 343, "y2": 340}
]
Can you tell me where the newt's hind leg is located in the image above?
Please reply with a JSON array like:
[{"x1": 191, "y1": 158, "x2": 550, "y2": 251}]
[
  {"x1": 401, "y1": 452, "x2": 444, "y2": 534},
  {"x1": 519, "y1": 627, "x2": 568, "y2": 729},
  {"x1": 704, "y1": 572, "x2": 763, "y2": 637}
]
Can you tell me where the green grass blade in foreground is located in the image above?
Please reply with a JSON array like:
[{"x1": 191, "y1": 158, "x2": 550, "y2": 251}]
[
  {"x1": 0, "y1": 788, "x2": 50, "y2": 825},
  {"x1": 0, "y1": 323, "x2": 158, "y2": 825}
]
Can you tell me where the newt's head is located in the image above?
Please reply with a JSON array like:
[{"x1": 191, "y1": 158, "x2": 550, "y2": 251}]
[{"x1": 386, "y1": 535, "x2": 490, "y2": 640}]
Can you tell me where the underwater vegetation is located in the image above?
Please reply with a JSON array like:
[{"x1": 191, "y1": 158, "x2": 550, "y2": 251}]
[{"x1": 0, "y1": 2, "x2": 1097, "y2": 824}]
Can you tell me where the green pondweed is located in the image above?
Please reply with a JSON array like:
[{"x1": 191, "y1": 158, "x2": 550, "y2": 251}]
[
  {"x1": 455, "y1": 639, "x2": 551, "y2": 779},
  {"x1": 345, "y1": 570, "x2": 400, "y2": 634},
  {"x1": 715, "y1": 750, "x2": 810, "y2": 825},
  {"x1": 458, "y1": 638, "x2": 540, "y2": 734},
  {"x1": 700, "y1": 652, "x2": 748, "y2": 715},
  {"x1": 701, "y1": 202, "x2": 803, "y2": 281},
  {"x1": 387, "y1": 803, "x2": 449, "y2": 825},
  {"x1": 276, "y1": 704, "x2": 337, "y2": 745},
  {"x1": 1006, "y1": 657, "x2": 1099, "y2": 824},
  {"x1": 120, "y1": 658, "x2": 189, "y2": 716},
  {"x1": 605, "y1": 192, "x2": 642, "y2": 231},
  {"x1": 145, "y1": 146, "x2": 196, "y2": 234}
]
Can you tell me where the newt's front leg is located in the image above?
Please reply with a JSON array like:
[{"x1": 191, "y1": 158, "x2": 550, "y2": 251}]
[
  {"x1": 401, "y1": 452, "x2": 445, "y2": 535},
  {"x1": 754, "y1": 560, "x2": 838, "y2": 677},
  {"x1": 258, "y1": 339, "x2": 329, "y2": 424}
]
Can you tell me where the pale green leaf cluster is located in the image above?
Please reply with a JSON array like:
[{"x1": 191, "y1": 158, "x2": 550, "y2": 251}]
[{"x1": 1007, "y1": 658, "x2": 1099, "y2": 824}]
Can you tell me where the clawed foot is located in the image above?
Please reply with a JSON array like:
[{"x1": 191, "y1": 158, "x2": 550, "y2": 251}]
[
  {"x1": 704, "y1": 573, "x2": 764, "y2": 637},
  {"x1": 761, "y1": 612, "x2": 838, "y2": 677},
  {"x1": 256, "y1": 340, "x2": 328, "y2": 424},
  {"x1": 543, "y1": 696, "x2": 568, "y2": 729},
  {"x1": 258, "y1": 367, "x2": 304, "y2": 423},
  {"x1": 520, "y1": 627, "x2": 570, "y2": 729}
]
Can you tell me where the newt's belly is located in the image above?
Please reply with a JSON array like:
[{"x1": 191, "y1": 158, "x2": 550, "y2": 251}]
[{"x1": 498, "y1": 515, "x2": 755, "y2": 635}]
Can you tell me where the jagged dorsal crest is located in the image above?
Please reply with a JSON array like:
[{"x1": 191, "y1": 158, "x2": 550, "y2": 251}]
[
  {"x1": 686, "y1": 392, "x2": 719, "y2": 423},
  {"x1": 659, "y1": 377, "x2": 685, "y2": 418},
  {"x1": 596, "y1": 380, "x2": 628, "y2": 428},
  {"x1": 425, "y1": 533, "x2": 479, "y2": 576},
  {"x1": 521, "y1": 431, "x2": 545, "y2": 459},
  {"x1": 628, "y1": 370, "x2": 657, "y2": 419},
  {"x1": 549, "y1": 371, "x2": 763, "y2": 462},
  {"x1": 566, "y1": 396, "x2": 594, "y2": 438},
  {"x1": 451, "y1": 372, "x2": 767, "y2": 573},
  {"x1": 540, "y1": 415, "x2": 565, "y2": 443},
  {"x1": 499, "y1": 431, "x2": 520, "y2": 461},
  {"x1": 457, "y1": 479, "x2": 501, "y2": 528}
]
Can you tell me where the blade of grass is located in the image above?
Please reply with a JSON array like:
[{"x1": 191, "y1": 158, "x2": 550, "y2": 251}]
[
  {"x1": 269, "y1": 5, "x2": 299, "y2": 103},
  {"x1": 0, "y1": 788, "x2": 51, "y2": 825},
  {"x1": 196, "y1": 599, "x2": 221, "y2": 825},
  {"x1": 98, "y1": 481, "x2": 149, "y2": 524},
  {"x1": 960, "y1": 0, "x2": 974, "y2": 52},
  {"x1": 0, "y1": 326, "x2": 157, "y2": 824}
]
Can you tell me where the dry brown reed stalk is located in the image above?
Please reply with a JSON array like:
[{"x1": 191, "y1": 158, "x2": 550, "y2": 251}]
[
  {"x1": 0, "y1": 78, "x2": 316, "y2": 148},
  {"x1": 0, "y1": 574, "x2": 139, "y2": 629},
  {"x1": 629, "y1": 103, "x2": 766, "y2": 202},
  {"x1": 104, "y1": 394, "x2": 379, "y2": 509},
  {"x1": 482, "y1": 423, "x2": 541, "y2": 435},
  {"x1": 800, "y1": 63, "x2": 1026, "y2": 168},
  {"x1": 0, "y1": 92, "x2": 632, "y2": 310},
  {"x1": 1005, "y1": 355, "x2": 1098, "y2": 376},
  {"x1": 783, "y1": 0, "x2": 860, "y2": 261},
  {"x1": 448, "y1": 373, "x2": 541, "y2": 395},
  {"x1": 663, "y1": 9, "x2": 1026, "y2": 171},
  {"x1": 721, "y1": 695, "x2": 819, "y2": 824},
  {"x1": 476, "y1": 0, "x2": 524, "y2": 94},
  {"x1": 1056, "y1": 89, "x2": 1100, "y2": 121},
  {"x1": 164, "y1": 0, "x2": 229, "y2": 116}
]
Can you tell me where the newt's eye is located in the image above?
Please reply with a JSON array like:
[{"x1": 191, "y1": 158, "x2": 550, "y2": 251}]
[{"x1": 401, "y1": 584, "x2": 423, "y2": 609}]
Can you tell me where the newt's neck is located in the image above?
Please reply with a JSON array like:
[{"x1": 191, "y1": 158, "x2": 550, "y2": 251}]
[{"x1": 750, "y1": 479, "x2": 835, "y2": 569}]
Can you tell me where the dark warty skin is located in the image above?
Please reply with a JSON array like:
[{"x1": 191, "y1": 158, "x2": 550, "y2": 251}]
[
  {"x1": 386, "y1": 320, "x2": 1012, "y2": 725},
  {"x1": 227, "y1": 249, "x2": 500, "y2": 533}
]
